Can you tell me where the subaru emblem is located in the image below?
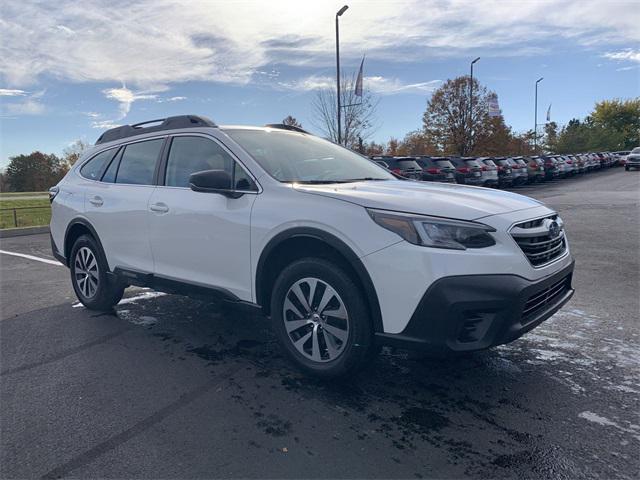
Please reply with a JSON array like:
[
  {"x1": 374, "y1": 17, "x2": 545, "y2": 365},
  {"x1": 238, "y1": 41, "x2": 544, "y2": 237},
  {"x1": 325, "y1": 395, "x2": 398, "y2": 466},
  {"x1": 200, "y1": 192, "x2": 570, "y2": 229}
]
[{"x1": 549, "y1": 221, "x2": 560, "y2": 238}]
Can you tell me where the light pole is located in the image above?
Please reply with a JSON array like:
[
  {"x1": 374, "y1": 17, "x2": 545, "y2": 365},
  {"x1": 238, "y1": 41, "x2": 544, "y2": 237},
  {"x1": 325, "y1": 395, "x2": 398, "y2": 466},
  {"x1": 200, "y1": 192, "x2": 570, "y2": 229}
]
[
  {"x1": 469, "y1": 57, "x2": 480, "y2": 153},
  {"x1": 335, "y1": 5, "x2": 349, "y2": 145},
  {"x1": 534, "y1": 77, "x2": 544, "y2": 152}
]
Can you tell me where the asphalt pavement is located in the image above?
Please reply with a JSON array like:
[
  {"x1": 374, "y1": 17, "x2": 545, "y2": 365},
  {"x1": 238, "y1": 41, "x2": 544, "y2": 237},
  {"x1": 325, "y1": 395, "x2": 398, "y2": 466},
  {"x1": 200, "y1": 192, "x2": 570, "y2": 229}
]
[{"x1": 1, "y1": 167, "x2": 638, "y2": 479}]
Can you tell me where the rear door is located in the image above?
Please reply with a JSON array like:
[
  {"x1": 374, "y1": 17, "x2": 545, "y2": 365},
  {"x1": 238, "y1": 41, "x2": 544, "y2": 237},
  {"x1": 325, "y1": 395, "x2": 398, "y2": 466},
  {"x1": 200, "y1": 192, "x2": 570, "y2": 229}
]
[
  {"x1": 85, "y1": 137, "x2": 164, "y2": 273},
  {"x1": 146, "y1": 134, "x2": 258, "y2": 301}
]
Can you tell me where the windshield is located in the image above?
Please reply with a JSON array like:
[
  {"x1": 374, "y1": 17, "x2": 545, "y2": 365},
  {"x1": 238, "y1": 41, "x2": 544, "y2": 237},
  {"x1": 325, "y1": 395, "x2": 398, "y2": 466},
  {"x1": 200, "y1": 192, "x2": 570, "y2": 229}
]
[
  {"x1": 632, "y1": 147, "x2": 640, "y2": 154},
  {"x1": 225, "y1": 128, "x2": 394, "y2": 183}
]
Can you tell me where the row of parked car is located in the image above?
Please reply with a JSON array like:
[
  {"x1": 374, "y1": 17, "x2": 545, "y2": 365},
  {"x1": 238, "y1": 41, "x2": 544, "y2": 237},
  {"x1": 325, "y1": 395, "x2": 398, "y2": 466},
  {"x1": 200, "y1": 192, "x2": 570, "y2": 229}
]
[{"x1": 370, "y1": 151, "x2": 633, "y2": 188}]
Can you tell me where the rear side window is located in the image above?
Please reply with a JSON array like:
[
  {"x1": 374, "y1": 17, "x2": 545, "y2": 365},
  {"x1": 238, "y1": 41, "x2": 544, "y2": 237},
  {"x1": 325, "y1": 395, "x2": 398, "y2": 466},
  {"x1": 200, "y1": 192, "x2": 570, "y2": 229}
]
[
  {"x1": 483, "y1": 159, "x2": 497, "y2": 167},
  {"x1": 79, "y1": 148, "x2": 117, "y2": 180},
  {"x1": 165, "y1": 136, "x2": 234, "y2": 188},
  {"x1": 397, "y1": 160, "x2": 421, "y2": 170},
  {"x1": 116, "y1": 139, "x2": 164, "y2": 185},
  {"x1": 434, "y1": 160, "x2": 454, "y2": 169}
]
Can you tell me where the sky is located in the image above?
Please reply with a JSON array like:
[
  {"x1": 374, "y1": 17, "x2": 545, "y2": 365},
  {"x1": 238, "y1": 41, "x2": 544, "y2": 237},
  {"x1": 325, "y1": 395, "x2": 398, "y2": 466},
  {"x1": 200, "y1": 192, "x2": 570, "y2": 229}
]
[{"x1": 0, "y1": 0, "x2": 638, "y2": 168}]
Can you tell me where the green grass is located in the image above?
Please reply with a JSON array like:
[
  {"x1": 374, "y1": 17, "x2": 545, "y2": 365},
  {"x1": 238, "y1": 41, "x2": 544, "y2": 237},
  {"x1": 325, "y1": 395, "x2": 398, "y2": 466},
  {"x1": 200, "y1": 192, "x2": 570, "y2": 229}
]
[
  {"x1": 0, "y1": 196, "x2": 51, "y2": 229},
  {"x1": 0, "y1": 191, "x2": 48, "y2": 198}
]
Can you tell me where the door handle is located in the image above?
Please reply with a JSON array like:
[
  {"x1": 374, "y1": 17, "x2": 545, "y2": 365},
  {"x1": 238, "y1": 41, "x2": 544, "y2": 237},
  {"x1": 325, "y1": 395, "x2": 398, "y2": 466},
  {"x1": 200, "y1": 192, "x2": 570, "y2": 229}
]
[
  {"x1": 149, "y1": 202, "x2": 169, "y2": 213},
  {"x1": 89, "y1": 196, "x2": 103, "y2": 207}
]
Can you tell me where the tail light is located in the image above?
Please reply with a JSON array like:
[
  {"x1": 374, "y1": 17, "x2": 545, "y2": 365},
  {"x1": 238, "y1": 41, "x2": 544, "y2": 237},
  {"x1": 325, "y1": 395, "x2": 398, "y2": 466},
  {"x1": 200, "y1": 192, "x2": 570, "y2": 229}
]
[
  {"x1": 426, "y1": 167, "x2": 441, "y2": 174},
  {"x1": 457, "y1": 167, "x2": 470, "y2": 173},
  {"x1": 391, "y1": 168, "x2": 402, "y2": 175},
  {"x1": 497, "y1": 166, "x2": 504, "y2": 172},
  {"x1": 481, "y1": 165, "x2": 488, "y2": 171},
  {"x1": 531, "y1": 164, "x2": 538, "y2": 170}
]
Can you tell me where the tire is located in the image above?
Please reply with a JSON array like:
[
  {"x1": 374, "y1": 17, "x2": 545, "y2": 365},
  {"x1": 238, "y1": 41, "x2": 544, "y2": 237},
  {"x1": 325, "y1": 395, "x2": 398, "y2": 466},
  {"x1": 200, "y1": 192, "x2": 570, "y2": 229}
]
[
  {"x1": 625, "y1": 166, "x2": 629, "y2": 171},
  {"x1": 270, "y1": 257, "x2": 375, "y2": 378},
  {"x1": 70, "y1": 234, "x2": 125, "y2": 311}
]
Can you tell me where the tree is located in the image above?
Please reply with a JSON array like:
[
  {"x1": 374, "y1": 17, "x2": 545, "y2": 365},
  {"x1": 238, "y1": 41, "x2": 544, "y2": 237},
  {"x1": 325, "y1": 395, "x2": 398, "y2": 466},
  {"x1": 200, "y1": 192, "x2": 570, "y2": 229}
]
[
  {"x1": 396, "y1": 130, "x2": 438, "y2": 156},
  {"x1": 556, "y1": 119, "x2": 590, "y2": 153},
  {"x1": 5, "y1": 152, "x2": 68, "y2": 192},
  {"x1": 0, "y1": 171, "x2": 9, "y2": 192},
  {"x1": 312, "y1": 72, "x2": 378, "y2": 148},
  {"x1": 386, "y1": 138, "x2": 399, "y2": 155},
  {"x1": 590, "y1": 98, "x2": 640, "y2": 150},
  {"x1": 63, "y1": 139, "x2": 90, "y2": 166},
  {"x1": 473, "y1": 115, "x2": 514, "y2": 156},
  {"x1": 282, "y1": 116, "x2": 302, "y2": 128},
  {"x1": 422, "y1": 76, "x2": 491, "y2": 156},
  {"x1": 543, "y1": 121, "x2": 559, "y2": 153},
  {"x1": 363, "y1": 141, "x2": 384, "y2": 155}
]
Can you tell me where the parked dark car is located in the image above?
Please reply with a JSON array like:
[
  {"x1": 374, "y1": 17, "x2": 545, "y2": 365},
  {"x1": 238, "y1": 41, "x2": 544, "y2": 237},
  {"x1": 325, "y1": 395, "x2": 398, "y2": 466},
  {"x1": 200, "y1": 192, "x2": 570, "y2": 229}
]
[
  {"x1": 414, "y1": 156, "x2": 457, "y2": 183},
  {"x1": 506, "y1": 158, "x2": 528, "y2": 185},
  {"x1": 449, "y1": 157, "x2": 484, "y2": 185},
  {"x1": 370, "y1": 156, "x2": 422, "y2": 179},
  {"x1": 541, "y1": 155, "x2": 560, "y2": 180},
  {"x1": 491, "y1": 157, "x2": 514, "y2": 187}
]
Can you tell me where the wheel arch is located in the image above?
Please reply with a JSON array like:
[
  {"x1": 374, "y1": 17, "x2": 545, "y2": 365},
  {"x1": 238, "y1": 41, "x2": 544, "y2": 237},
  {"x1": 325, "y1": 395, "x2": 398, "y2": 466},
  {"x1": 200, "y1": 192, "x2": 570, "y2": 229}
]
[
  {"x1": 64, "y1": 218, "x2": 107, "y2": 269},
  {"x1": 255, "y1": 227, "x2": 383, "y2": 333}
]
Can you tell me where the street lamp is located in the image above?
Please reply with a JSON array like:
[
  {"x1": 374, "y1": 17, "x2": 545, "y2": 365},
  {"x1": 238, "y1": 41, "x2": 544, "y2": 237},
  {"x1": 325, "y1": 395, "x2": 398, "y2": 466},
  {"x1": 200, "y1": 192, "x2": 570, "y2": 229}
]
[
  {"x1": 469, "y1": 57, "x2": 480, "y2": 152},
  {"x1": 336, "y1": 5, "x2": 349, "y2": 145},
  {"x1": 534, "y1": 77, "x2": 544, "y2": 152}
]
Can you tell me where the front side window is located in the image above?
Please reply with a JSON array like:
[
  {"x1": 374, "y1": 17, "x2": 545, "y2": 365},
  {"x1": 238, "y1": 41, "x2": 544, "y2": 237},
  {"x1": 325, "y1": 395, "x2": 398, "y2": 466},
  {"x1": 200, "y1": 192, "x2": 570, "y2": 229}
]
[
  {"x1": 225, "y1": 129, "x2": 394, "y2": 183},
  {"x1": 165, "y1": 136, "x2": 236, "y2": 188},
  {"x1": 115, "y1": 139, "x2": 163, "y2": 185},
  {"x1": 79, "y1": 148, "x2": 118, "y2": 180}
]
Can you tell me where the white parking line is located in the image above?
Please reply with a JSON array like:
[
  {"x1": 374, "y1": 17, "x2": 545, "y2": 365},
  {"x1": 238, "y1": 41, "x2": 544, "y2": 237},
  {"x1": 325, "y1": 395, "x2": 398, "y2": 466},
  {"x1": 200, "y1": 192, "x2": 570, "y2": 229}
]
[{"x1": 0, "y1": 249, "x2": 63, "y2": 267}]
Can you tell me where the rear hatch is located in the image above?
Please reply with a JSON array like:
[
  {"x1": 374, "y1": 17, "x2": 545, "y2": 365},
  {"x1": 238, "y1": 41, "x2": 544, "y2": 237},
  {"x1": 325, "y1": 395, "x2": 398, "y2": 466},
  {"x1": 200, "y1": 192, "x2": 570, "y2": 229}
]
[
  {"x1": 396, "y1": 159, "x2": 423, "y2": 180},
  {"x1": 432, "y1": 159, "x2": 456, "y2": 180},
  {"x1": 464, "y1": 158, "x2": 483, "y2": 178},
  {"x1": 480, "y1": 159, "x2": 499, "y2": 179}
]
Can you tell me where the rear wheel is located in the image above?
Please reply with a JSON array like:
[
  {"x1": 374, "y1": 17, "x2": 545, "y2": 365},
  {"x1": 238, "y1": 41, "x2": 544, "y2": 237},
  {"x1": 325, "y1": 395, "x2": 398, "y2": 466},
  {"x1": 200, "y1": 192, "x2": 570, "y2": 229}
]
[
  {"x1": 270, "y1": 257, "x2": 375, "y2": 378},
  {"x1": 70, "y1": 235, "x2": 125, "y2": 310}
]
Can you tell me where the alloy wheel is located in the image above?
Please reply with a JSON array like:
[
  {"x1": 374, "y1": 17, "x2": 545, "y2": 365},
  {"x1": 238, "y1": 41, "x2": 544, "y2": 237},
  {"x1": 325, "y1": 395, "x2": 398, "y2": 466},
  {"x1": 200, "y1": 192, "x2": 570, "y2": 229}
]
[
  {"x1": 282, "y1": 277, "x2": 350, "y2": 363},
  {"x1": 74, "y1": 247, "x2": 99, "y2": 298}
]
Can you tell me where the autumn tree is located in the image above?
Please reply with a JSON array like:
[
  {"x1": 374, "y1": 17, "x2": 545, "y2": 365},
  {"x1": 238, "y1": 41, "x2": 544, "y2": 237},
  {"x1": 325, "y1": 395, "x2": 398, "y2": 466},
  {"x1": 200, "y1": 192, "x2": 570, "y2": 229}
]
[
  {"x1": 422, "y1": 76, "x2": 491, "y2": 156},
  {"x1": 282, "y1": 116, "x2": 302, "y2": 128},
  {"x1": 62, "y1": 139, "x2": 90, "y2": 166},
  {"x1": 5, "y1": 152, "x2": 68, "y2": 192},
  {"x1": 396, "y1": 130, "x2": 438, "y2": 156},
  {"x1": 472, "y1": 116, "x2": 514, "y2": 156},
  {"x1": 313, "y1": 72, "x2": 378, "y2": 148}
]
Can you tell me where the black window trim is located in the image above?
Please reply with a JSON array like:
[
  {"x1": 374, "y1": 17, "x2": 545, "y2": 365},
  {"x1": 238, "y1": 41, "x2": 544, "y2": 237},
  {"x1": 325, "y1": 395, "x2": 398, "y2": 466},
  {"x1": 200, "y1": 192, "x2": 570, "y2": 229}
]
[
  {"x1": 157, "y1": 132, "x2": 261, "y2": 193},
  {"x1": 77, "y1": 147, "x2": 120, "y2": 181}
]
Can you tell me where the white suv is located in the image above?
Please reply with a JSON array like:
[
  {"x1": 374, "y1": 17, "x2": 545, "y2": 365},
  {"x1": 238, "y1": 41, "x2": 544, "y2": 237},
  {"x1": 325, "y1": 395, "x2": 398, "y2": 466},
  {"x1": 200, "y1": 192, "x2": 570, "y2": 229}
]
[{"x1": 50, "y1": 115, "x2": 575, "y2": 377}]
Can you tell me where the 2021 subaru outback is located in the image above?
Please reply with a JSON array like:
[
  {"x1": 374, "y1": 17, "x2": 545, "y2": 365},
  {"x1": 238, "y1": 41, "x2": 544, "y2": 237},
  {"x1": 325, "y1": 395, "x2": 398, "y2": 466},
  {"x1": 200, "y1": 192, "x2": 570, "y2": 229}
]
[{"x1": 50, "y1": 115, "x2": 575, "y2": 377}]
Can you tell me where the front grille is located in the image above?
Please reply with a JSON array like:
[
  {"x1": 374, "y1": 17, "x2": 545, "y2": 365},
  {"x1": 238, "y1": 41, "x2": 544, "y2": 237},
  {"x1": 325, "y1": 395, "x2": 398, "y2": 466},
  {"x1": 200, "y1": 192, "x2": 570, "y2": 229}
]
[
  {"x1": 511, "y1": 215, "x2": 567, "y2": 267},
  {"x1": 522, "y1": 275, "x2": 571, "y2": 322}
]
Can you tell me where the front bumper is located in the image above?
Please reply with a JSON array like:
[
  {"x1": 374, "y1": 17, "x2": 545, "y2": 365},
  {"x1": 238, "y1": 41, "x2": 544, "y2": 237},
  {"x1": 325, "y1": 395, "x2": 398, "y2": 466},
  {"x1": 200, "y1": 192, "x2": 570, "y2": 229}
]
[{"x1": 375, "y1": 259, "x2": 575, "y2": 353}]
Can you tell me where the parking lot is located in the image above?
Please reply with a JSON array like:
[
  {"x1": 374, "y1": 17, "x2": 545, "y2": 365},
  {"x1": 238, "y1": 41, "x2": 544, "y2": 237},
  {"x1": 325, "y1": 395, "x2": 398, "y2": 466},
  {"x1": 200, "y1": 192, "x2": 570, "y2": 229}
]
[{"x1": 1, "y1": 168, "x2": 638, "y2": 479}]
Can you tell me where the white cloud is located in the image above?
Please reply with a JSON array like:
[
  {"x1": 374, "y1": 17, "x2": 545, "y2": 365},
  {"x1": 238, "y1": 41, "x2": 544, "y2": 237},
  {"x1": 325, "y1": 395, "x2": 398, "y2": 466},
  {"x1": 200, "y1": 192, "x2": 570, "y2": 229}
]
[
  {"x1": 0, "y1": 89, "x2": 27, "y2": 96},
  {"x1": 91, "y1": 120, "x2": 121, "y2": 129},
  {"x1": 102, "y1": 86, "x2": 157, "y2": 119},
  {"x1": 0, "y1": 0, "x2": 637, "y2": 90},
  {"x1": 278, "y1": 75, "x2": 441, "y2": 95},
  {"x1": 157, "y1": 96, "x2": 187, "y2": 103},
  {"x1": 603, "y1": 49, "x2": 640, "y2": 63},
  {"x1": 1, "y1": 90, "x2": 45, "y2": 115}
]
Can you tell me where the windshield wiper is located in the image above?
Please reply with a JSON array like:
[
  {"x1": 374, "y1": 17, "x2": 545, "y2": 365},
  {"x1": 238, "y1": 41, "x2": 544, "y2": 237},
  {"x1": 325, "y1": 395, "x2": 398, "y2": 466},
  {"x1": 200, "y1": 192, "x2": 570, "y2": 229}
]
[{"x1": 339, "y1": 177, "x2": 388, "y2": 182}]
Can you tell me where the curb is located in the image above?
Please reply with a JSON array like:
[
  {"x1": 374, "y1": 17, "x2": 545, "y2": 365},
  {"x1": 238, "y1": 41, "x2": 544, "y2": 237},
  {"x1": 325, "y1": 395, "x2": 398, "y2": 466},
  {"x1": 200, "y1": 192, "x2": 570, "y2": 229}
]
[{"x1": 0, "y1": 226, "x2": 50, "y2": 238}]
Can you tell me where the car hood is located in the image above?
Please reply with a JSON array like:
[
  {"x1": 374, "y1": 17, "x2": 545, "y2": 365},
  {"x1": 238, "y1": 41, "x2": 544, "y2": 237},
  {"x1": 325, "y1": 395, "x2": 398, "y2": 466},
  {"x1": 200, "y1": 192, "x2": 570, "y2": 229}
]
[{"x1": 293, "y1": 180, "x2": 544, "y2": 220}]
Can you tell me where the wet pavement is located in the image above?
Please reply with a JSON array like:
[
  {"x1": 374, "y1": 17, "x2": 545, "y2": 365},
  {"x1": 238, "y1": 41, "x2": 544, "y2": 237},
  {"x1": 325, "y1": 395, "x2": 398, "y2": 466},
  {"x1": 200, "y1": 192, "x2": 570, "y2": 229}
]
[{"x1": 1, "y1": 167, "x2": 639, "y2": 479}]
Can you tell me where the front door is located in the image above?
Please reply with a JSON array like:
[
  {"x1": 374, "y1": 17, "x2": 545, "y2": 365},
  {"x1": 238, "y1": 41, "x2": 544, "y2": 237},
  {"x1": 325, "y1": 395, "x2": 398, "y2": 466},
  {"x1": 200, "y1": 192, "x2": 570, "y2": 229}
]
[{"x1": 147, "y1": 134, "x2": 258, "y2": 301}]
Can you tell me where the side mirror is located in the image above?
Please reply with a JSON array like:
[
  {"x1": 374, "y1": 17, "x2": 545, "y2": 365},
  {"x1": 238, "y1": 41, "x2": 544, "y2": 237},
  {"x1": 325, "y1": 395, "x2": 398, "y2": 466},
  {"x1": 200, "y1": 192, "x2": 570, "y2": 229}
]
[{"x1": 189, "y1": 169, "x2": 242, "y2": 198}]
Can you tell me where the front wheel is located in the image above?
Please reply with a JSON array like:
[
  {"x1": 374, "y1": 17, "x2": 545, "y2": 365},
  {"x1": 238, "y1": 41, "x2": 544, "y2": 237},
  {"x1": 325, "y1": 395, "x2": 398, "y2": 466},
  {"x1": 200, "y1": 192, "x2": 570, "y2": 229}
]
[
  {"x1": 70, "y1": 234, "x2": 125, "y2": 311},
  {"x1": 270, "y1": 257, "x2": 376, "y2": 378}
]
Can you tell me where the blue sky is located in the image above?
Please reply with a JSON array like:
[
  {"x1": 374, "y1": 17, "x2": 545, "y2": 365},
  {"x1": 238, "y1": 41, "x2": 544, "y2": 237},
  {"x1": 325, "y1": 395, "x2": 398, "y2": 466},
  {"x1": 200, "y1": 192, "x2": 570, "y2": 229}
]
[{"x1": 1, "y1": 0, "x2": 638, "y2": 168}]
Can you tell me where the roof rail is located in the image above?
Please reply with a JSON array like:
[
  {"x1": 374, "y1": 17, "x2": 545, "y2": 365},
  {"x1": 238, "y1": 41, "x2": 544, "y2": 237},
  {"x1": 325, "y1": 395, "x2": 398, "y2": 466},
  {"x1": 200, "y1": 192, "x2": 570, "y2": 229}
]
[
  {"x1": 95, "y1": 115, "x2": 217, "y2": 145},
  {"x1": 264, "y1": 123, "x2": 310, "y2": 134}
]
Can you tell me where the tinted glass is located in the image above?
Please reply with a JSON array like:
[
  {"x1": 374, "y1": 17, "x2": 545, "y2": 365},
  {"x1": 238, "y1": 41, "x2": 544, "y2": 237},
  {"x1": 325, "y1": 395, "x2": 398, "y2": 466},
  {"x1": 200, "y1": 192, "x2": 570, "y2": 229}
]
[
  {"x1": 434, "y1": 160, "x2": 455, "y2": 169},
  {"x1": 101, "y1": 149, "x2": 121, "y2": 183},
  {"x1": 226, "y1": 129, "x2": 394, "y2": 183},
  {"x1": 165, "y1": 136, "x2": 234, "y2": 188},
  {"x1": 464, "y1": 159, "x2": 481, "y2": 167},
  {"x1": 116, "y1": 139, "x2": 163, "y2": 185},
  {"x1": 397, "y1": 160, "x2": 421, "y2": 169},
  {"x1": 80, "y1": 148, "x2": 117, "y2": 180},
  {"x1": 483, "y1": 159, "x2": 497, "y2": 167}
]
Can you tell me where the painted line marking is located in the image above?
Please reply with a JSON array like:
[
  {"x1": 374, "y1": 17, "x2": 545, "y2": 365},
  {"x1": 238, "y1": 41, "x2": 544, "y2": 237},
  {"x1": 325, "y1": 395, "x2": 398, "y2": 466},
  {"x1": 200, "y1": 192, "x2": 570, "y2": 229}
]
[{"x1": 0, "y1": 249, "x2": 63, "y2": 267}]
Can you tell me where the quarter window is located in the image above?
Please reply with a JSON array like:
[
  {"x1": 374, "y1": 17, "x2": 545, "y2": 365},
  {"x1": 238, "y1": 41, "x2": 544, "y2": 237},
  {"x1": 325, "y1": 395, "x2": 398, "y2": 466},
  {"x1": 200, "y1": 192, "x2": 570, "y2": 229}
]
[
  {"x1": 115, "y1": 139, "x2": 164, "y2": 185},
  {"x1": 79, "y1": 148, "x2": 118, "y2": 180}
]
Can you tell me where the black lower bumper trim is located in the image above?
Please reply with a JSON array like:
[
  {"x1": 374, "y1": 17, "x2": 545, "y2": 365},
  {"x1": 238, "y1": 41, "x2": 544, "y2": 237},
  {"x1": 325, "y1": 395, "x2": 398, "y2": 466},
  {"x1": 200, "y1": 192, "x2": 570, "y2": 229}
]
[
  {"x1": 50, "y1": 233, "x2": 67, "y2": 267},
  {"x1": 376, "y1": 259, "x2": 575, "y2": 353}
]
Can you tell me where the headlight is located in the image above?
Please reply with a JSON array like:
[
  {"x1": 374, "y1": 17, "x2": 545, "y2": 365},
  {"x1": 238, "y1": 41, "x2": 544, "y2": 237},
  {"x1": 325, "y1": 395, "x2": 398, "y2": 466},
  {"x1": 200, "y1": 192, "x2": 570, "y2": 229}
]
[{"x1": 367, "y1": 209, "x2": 496, "y2": 250}]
